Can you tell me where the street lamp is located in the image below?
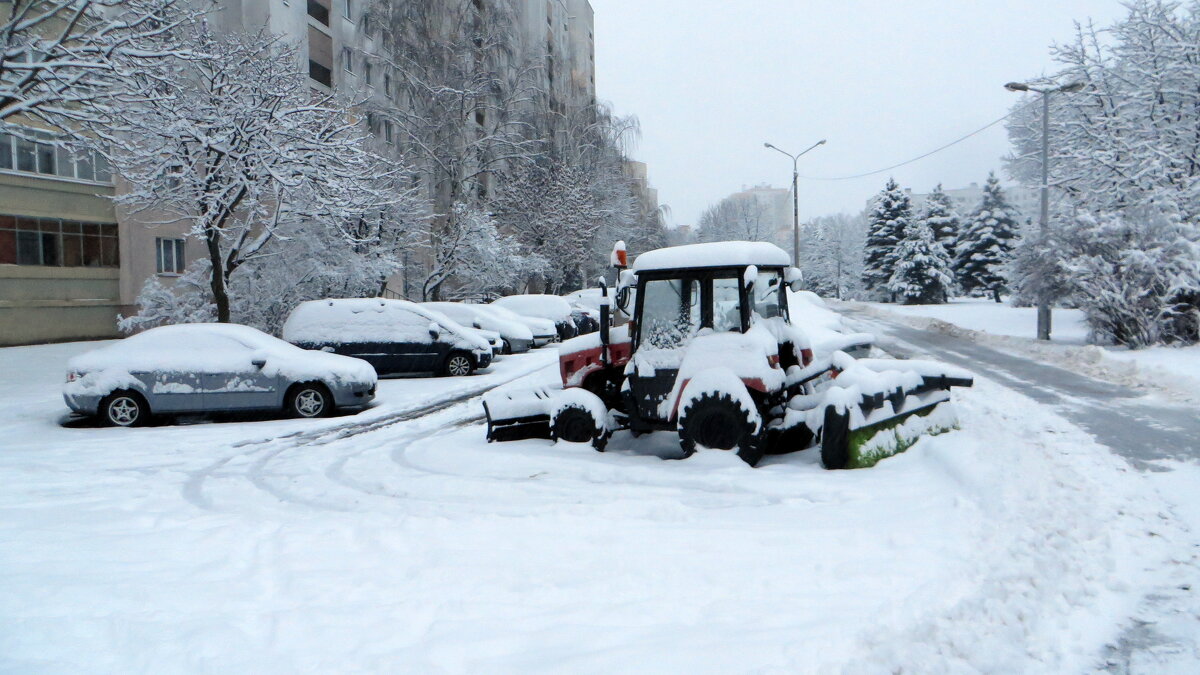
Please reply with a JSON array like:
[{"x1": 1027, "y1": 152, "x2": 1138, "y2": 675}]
[
  {"x1": 1005, "y1": 79, "x2": 1084, "y2": 341},
  {"x1": 764, "y1": 139, "x2": 826, "y2": 265}
]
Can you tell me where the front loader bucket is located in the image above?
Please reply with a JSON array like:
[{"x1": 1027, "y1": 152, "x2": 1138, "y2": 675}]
[
  {"x1": 817, "y1": 364, "x2": 974, "y2": 470},
  {"x1": 482, "y1": 387, "x2": 557, "y2": 442}
]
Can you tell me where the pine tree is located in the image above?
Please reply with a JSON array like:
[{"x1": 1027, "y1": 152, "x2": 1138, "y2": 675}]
[
  {"x1": 862, "y1": 178, "x2": 914, "y2": 301},
  {"x1": 954, "y1": 173, "x2": 1020, "y2": 302},
  {"x1": 919, "y1": 184, "x2": 960, "y2": 262},
  {"x1": 887, "y1": 220, "x2": 954, "y2": 305}
]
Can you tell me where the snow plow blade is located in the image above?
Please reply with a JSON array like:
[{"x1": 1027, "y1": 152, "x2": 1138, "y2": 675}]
[
  {"x1": 482, "y1": 387, "x2": 558, "y2": 442},
  {"x1": 813, "y1": 357, "x2": 974, "y2": 470}
]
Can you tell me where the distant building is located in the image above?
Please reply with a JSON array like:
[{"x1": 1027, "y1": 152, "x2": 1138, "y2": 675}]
[
  {"x1": 730, "y1": 184, "x2": 792, "y2": 247},
  {"x1": 867, "y1": 181, "x2": 1040, "y2": 226}
]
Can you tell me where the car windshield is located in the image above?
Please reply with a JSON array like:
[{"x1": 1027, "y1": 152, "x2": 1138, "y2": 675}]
[{"x1": 753, "y1": 270, "x2": 786, "y2": 320}]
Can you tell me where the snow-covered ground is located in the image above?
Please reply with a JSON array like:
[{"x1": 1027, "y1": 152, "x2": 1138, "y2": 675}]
[
  {"x1": 855, "y1": 298, "x2": 1200, "y2": 400},
  {"x1": 0, "y1": 319, "x2": 1191, "y2": 672},
  {"x1": 864, "y1": 298, "x2": 1091, "y2": 344}
]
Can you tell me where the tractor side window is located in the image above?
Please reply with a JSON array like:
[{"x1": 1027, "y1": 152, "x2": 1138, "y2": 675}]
[
  {"x1": 753, "y1": 270, "x2": 786, "y2": 320},
  {"x1": 639, "y1": 278, "x2": 700, "y2": 350},
  {"x1": 712, "y1": 277, "x2": 743, "y2": 333}
]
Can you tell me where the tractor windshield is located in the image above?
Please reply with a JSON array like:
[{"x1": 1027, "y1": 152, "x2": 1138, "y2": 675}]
[
  {"x1": 638, "y1": 277, "x2": 701, "y2": 350},
  {"x1": 752, "y1": 269, "x2": 787, "y2": 320}
]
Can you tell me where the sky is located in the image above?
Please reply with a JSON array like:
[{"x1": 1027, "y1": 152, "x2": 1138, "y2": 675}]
[{"x1": 590, "y1": 0, "x2": 1130, "y2": 227}]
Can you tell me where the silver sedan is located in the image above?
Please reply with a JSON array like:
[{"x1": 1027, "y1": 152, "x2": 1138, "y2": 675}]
[{"x1": 63, "y1": 323, "x2": 378, "y2": 426}]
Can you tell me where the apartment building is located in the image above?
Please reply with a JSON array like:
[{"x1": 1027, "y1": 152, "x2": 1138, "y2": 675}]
[
  {"x1": 513, "y1": 0, "x2": 596, "y2": 117},
  {"x1": 1, "y1": 0, "x2": 598, "y2": 345}
]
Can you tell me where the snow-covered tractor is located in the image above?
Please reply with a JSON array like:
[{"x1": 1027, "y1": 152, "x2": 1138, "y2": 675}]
[{"x1": 483, "y1": 241, "x2": 973, "y2": 468}]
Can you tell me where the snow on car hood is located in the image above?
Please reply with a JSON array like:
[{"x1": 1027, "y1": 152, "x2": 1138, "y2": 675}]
[
  {"x1": 65, "y1": 323, "x2": 376, "y2": 396},
  {"x1": 491, "y1": 295, "x2": 573, "y2": 323}
]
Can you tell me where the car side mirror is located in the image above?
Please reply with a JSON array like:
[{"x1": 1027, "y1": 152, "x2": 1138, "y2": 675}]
[
  {"x1": 428, "y1": 322, "x2": 441, "y2": 340},
  {"x1": 786, "y1": 266, "x2": 804, "y2": 291},
  {"x1": 251, "y1": 358, "x2": 266, "y2": 369}
]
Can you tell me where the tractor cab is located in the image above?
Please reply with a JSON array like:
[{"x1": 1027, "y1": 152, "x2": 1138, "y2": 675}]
[{"x1": 620, "y1": 242, "x2": 808, "y2": 433}]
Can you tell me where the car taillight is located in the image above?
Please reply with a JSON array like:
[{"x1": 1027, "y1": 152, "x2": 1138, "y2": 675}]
[{"x1": 801, "y1": 348, "x2": 813, "y2": 366}]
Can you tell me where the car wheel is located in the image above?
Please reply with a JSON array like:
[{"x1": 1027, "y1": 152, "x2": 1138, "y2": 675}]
[
  {"x1": 502, "y1": 339, "x2": 512, "y2": 355},
  {"x1": 287, "y1": 383, "x2": 332, "y2": 418},
  {"x1": 100, "y1": 390, "x2": 149, "y2": 427},
  {"x1": 443, "y1": 352, "x2": 474, "y2": 377}
]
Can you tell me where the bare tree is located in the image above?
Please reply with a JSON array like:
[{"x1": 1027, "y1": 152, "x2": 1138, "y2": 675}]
[
  {"x1": 105, "y1": 23, "x2": 421, "y2": 323},
  {"x1": 1, "y1": 0, "x2": 196, "y2": 127}
]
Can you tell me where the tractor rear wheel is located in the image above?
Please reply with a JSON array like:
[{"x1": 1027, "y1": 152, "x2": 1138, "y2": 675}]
[{"x1": 678, "y1": 393, "x2": 762, "y2": 467}]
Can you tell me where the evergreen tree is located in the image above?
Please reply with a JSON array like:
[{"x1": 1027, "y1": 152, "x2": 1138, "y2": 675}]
[
  {"x1": 919, "y1": 184, "x2": 960, "y2": 262},
  {"x1": 862, "y1": 178, "x2": 913, "y2": 301},
  {"x1": 887, "y1": 220, "x2": 954, "y2": 305},
  {"x1": 954, "y1": 173, "x2": 1020, "y2": 302}
]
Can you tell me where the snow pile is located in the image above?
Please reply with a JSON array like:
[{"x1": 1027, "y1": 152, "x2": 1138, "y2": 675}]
[
  {"x1": 854, "y1": 301, "x2": 1200, "y2": 403},
  {"x1": 632, "y1": 240, "x2": 790, "y2": 271},
  {"x1": 789, "y1": 289, "x2": 875, "y2": 357},
  {"x1": 491, "y1": 295, "x2": 573, "y2": 323}
]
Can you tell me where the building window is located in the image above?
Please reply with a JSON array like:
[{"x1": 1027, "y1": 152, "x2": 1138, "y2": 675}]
[
  {"x1": 342, "y1": 47, "x2": 353, "y2": 73},
  {"x1": 363, "y1": 61, "x2": 373, "y2": 86},
  {"x1": 343, "y1": 0, "x2": 352, "y2": 20},
  {"x1": 156, "y1": 237, "x2": 185, "y2": 275},
  {"x1": 307, "y1": 0, "x2": 330, "y2": 25},
  {"x1": 0, "y1": 127, "x2": 111, "y2": 182},
  {"x1": 383, "y1": 73, "x2": 391, "y2": 96},
  {"x1": 0, "y1": 215, "x2": 119, "y2": 268},
  {"x1": 383, "y1": 121, "x2": 394, "y2": 144},
  {"x1": 307, "y1": 26, "x2": 334, "y2": 87}
]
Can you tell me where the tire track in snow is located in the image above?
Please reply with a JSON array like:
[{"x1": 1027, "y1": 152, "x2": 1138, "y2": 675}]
[{"x1": 182, "y1": 359, "x2": 556, "y2": 511}]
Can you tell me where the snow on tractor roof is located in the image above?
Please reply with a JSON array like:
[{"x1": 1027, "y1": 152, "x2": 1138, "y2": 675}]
[{"x1": 632, "y1": 241, "x2": 791, "y2": 272}]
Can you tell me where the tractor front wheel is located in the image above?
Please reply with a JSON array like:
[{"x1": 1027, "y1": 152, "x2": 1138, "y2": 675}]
[
  {"x1": 678, "y1": 393, "x2": 762, "y2": 467},
  {"x1": 551, "y1": 404, "x2": 608, "y2": 451}
]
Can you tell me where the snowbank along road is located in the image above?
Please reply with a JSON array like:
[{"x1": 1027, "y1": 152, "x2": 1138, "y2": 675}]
[
  {"x1": 842, "y1": 306, "x2": 1200, "y2": 673},
  {"x1": 0, "y1": 310, "x2": 1195, "y2": 672},
  {"x1": 841, "y1": 307, "x2": 1200, "y2": 469}
]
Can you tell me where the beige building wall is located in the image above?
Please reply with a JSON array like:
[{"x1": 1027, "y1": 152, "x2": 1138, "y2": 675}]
[{"x1": 0, "y1": 163, "x2": 122, "y2": 345}]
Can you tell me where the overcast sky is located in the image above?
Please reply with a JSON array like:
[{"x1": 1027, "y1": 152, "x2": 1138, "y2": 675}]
[{"x1": 590, "y1": 0, "x2": 1129, "y2": 227}]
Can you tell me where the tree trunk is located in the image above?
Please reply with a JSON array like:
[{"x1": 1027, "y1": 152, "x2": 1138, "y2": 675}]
[
  {"x1": 205, "y1": 229, "x2": 231, "y2": 322},
  {"x1": 992, "y1": 288, "x2": 1001, "y2": 303}
]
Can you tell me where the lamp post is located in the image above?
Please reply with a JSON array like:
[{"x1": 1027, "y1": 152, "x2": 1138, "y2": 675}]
[
  {"x1": 764, "y1": 139, "x2": 826, "y2": 265},
  {"x1": 1004, "y1": 79, "x2": 1084, "y2": 341}
]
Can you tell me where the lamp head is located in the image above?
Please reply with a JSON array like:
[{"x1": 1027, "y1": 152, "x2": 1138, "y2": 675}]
[{"x1": 1004, "y1": 81, "x2": 1030, "y2": 92}]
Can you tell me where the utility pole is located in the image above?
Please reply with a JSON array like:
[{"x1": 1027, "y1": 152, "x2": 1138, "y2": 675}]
[
  {"x1": 1005, "y1": 80, "x2": 1084, "y2": 341},
  {"x1": 764, "y1": 139, "x2": 826, "y2": 265}
]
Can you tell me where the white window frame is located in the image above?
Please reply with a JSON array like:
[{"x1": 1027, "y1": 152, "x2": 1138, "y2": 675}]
[{"x1": 156, "y1": 237, "x2": 186, "y2": 275}]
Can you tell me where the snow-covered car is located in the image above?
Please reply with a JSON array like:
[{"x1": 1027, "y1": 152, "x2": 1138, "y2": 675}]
[
  {"x1": 63, "y1": 323, "x2": 378, "y2": 427},
  {"x1": 282, "y1": 299, "x2": 493, "y2": 377},
  {"x1": 491, "y1": 294, "x2": 577, "y2": 341},
  {"x1": 423, "y1": 302, "x2": 534, "y2": 354},
  {"x1": 483, "y1": 304, "x2": 558, "y2": 348}
]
